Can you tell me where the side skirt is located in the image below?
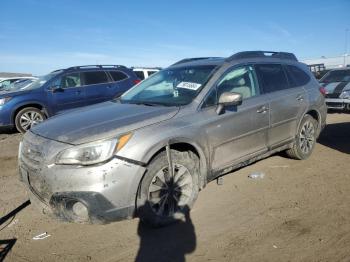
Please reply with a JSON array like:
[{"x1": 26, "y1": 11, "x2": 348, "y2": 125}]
[{"x1": 209, "y1": 142, "x2": 294, "y2": 182}]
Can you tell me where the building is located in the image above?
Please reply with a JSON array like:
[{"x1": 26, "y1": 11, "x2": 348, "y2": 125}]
[{"x1": 302, "y1": 55, "x2": 350, "y2": 69}]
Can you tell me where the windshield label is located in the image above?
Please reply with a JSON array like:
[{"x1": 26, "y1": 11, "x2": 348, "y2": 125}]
[{"x1": 176, "y1": 82, "x2": 201, "y2": 90}]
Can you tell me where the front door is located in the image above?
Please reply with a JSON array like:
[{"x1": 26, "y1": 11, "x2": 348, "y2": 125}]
[
  {"x1": 201, "y1": 65, "x2": 270, "y2": 173},
  {"x1": 48, "y1": 72, "x2": 86, "y2": 114}
]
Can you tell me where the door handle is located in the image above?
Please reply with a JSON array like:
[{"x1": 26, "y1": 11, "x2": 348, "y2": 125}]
[
  {"x1": 257, "y1": 106, "x2": 269, "y2": 113},
  {"x1": 76, "y1": 90, "x2": 82, "y2": 94},
  {"x1": 296, "y1": 94, "x2": 304, "y2": 101}
]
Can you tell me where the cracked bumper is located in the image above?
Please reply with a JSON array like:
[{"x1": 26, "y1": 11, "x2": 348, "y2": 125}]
[{"x1": 19, "y1": 152, "x2": 146, "y2": 223}]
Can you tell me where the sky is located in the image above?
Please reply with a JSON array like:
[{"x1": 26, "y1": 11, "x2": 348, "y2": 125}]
[{"x1": 0, "y1": 0, "x2": 349, "y2": 75}]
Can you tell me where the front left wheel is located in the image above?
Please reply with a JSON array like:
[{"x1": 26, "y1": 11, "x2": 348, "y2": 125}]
[
  {"x1": 15, "y1": 107, "x2": 46, "y2": 133},
  {"x1": 136, "y1": 150, "x2": 199, "y2": 227}
]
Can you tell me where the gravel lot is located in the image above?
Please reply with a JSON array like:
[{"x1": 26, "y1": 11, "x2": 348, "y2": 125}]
[{"x1": 0, "y1": 112, "x2": 349, "y2": 262}]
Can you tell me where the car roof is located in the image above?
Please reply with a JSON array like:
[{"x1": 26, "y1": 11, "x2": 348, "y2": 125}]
[{"x1": 169, "y1": 51, "x2": 300, "y2": 68}]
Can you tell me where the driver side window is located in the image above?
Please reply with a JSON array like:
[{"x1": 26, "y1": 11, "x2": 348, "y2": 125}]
[
  {"x1": 217, "y1": 66, "x2": 259, "y2": 100},
  {"x1": 60, "y1": 73, "x2": 81, "y2": 89}
]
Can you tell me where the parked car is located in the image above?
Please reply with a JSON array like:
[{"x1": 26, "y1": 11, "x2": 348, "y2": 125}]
[
  {"x1": 0, "y1": 78, "x2": 38, "y2": 93},
  {"x1": 319, "y1": 68, "x2": 350, "y2": 111},
  {"x1": 132, "y1": 67, "x2": 161, "y2": 80},
  {"x1": 0, "y1": 65, "x2": 140, "y2": 133},
  {"x1": 19, "y1": 51, "x2": 326, "y2": 227},
  {"x1": 0, "y1": 77, "x2": 36, "y2": 91}
]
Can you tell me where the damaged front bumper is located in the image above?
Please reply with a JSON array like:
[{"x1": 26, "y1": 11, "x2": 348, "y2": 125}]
[{"x1": 18, "y1": 131, "x2": 146, "y2": 224}]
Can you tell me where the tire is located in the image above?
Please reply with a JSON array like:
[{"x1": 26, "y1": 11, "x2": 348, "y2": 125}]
[
  {"x1": 137, "y1": 149, "x2": 199, "y2": 227},
  {"x1": 15, "y1": 107, "x2": 46, "y2": 133},
  {"x1": 286, "y1": 114, "x2": 318, "y2": 160}
]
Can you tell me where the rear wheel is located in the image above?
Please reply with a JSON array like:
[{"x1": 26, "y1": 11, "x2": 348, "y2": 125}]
[
  {"x1": 15, "y1": 107, "x2": 46, "y2": 133},
  {"x1": 286, "y1": 114, "x2": 317, "y2": 160},
  {"x1": 137, "y1": 150, "x2": 199, "y2": 227}
]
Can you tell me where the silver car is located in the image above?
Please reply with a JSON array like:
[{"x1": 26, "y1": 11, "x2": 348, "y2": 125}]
[
  {"x1": 320, "y1": 68, "x2": 350, "y2": 111},
  {"x1": 19, "y1": 51, "x2": 327, "y2": 227}
]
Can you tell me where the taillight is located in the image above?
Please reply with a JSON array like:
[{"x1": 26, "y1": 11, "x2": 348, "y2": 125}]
[
  {"x1": 319, "y1": 86, "x2": 326, "y2": 96},
  {"x1": 133, "y1": 79, "x2": 141, "y2": 85}
]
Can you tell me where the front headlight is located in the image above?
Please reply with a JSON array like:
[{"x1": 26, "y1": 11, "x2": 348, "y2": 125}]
[
  {"x1": 0, "y1": 97, "x2": 12, "y2": 105},
  {"x1": 340, "y1": 90, "x2": 350, "y2": 99},
  {"x1": 56, "y1": 133, "x2": 132, "y2": 165}
]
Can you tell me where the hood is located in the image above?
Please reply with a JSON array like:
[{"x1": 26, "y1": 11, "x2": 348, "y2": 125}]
[
  {"x1": 31, "y1": 101, "x2": 179, "y2": 145},
  {"x1": 0, "y1": 88, "x2": 32, "y2": 96}
]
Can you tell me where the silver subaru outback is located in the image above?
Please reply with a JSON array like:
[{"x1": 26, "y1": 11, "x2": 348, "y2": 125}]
[{"x1": 19, "y1": 51, "x2": 327, "y2": 227}]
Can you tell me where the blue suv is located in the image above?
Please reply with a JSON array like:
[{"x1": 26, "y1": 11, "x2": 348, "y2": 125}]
[{"x1": 0, "y1": 65, "x2": 140, "y2": 133}]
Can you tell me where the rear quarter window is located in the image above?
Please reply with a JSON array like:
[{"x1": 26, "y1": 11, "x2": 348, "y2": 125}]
[
  {"x1": 285, "y1": 65, "x2": 310, "y2": 87},
  {"x1": 109, "y1": 71, "x2": 128, "y2": 82}
]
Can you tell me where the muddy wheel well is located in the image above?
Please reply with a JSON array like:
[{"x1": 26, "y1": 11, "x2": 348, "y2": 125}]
[
  {"x1": 147, "y1": 142, "x2": 205, "y2": 188},
  {"x1": 305, "y1": 110, "x2": 320, "y2": 129}
]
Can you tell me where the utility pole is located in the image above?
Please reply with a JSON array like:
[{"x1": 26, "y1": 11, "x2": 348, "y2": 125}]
[{"x1": 345, "y1": 28, "x2": 349, "y2": 66}]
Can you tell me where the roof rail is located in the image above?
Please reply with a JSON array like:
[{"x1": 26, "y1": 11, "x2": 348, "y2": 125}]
[
  {"x1": 130, "y1": 66, "x2": 162, "y2": 70},
  {"x1": 226, "y1": 51, "x2": 298, "y2": 62},
  {"x1": 66, "y1": 65, "x2": 127, "y2": 71},
  {"x1": 171, "y1": 57, "x2": 223, "y2": 66}
]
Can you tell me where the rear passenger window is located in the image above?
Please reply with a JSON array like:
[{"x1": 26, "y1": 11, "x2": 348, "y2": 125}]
[
  {"x1": 285, "y1": 65, "x2": 310, "y2": 87},
  {"x1": 134, "y1": 71, "x2": 145, "y2": 80},
  {"x1": 109, "y1": 71, "x2": 128, "y2": 82},
  {"x1": 147, "y1": 71, "x2": 157, "y2": 77},
  {"x1": 255, "y1": 64, "x2": 288, "y2": 93},
  {"x1": 83, "y1": 71, "x2": 108, "y2": 85}
]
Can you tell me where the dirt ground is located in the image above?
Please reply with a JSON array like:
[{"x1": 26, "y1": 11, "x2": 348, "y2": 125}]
[{"x1": 0, "y1": 112, "x2": 350, "y2": 262}]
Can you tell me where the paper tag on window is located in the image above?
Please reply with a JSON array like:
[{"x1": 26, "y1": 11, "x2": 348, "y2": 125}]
[{"x1": 176, "y1": 82, "x2": 201, "y2": 90}]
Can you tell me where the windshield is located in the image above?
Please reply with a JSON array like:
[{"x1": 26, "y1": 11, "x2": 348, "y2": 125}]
[
  {"x1": 321, "y1": 70, "x2": 350, "y2": 83},
  {"x1": 25, "y1": 71, "x2": 62, "y2": 90},
  {"x1": 121, "y1": 65, "x2": 216, "y2": 106}
]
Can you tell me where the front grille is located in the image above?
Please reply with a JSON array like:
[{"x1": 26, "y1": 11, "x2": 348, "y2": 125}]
[
  {"x1": 20, "y1": 135, "x2": 52, "y2": 202},
  {"x1": 20, "y1": 140, "x2": 44, "y2": 172}
]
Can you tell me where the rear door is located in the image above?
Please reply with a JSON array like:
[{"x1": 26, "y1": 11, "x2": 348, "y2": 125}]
[
  {"x1": 255, "y1": 63, "x2": 307, "y2": 149},
  {"x1": 48, "y1": 72, "x2": 86, "y2": 114},
  {"x1": 82, "y1": 70, "x2": 111, "y2": 104}
]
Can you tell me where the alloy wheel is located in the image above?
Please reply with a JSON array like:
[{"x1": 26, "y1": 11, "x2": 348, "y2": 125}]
[
  {"x1": 299, "y1": 120, "x2": 315, "y2": 154},
  {"x1": 20, "y1": 111, "x2": 44, "y2": 131},
  {"x1": 148, "y1": 164, "x2": 193, "y2": 217}
]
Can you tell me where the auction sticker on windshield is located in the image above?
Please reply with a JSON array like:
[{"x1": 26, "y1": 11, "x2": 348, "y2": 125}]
[{"x1": 177, "y1": 82, "x2": 201, "y2": 90}]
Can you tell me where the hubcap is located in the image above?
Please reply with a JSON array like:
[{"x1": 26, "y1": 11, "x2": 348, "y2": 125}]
[
  {"x1": 299, "y1": 120, "x2": 315, "y2": 154},
  {"x1": 20, "y1": 111, "x2": 44, "y2": 131},
  {"x1": 148, "y1": 164, "x2": 193, "y2": 217}
]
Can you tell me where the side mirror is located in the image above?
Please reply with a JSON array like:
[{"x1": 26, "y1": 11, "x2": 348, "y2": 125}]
[
  {"x1": 50, "y1": 85, "x2": 64, "y2": 93},
  {"x1": 216, "y1": 92, "x2": 242, "y2": 115}
]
